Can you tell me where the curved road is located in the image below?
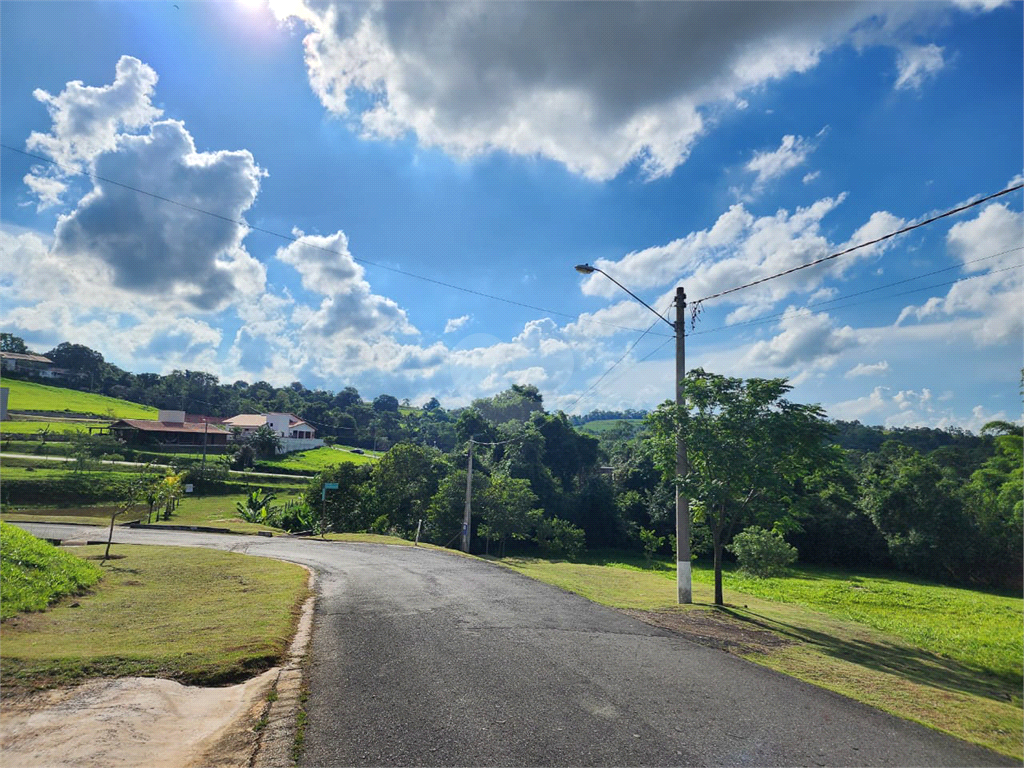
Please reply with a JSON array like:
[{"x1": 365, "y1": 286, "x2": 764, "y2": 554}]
[{"x1": 15, "y1": 524, "x2": 1016, "y2": 767}]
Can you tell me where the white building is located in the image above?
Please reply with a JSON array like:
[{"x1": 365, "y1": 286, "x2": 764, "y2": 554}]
[{"x1": 223, "y1": 412, "x2": 323, "y2": 454}]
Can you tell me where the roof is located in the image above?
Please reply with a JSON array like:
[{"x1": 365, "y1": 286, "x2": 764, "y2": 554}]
[
  {"x1": 223, "y1": 414, "x2": 268, "y2": 428},
  {"x1": 184, "y1": 414, "x2": 227, "y2": 424},
  {"x1": 0, "y1": 352, "x2": 53, "y2": 364},
  {"x1": 110, "y1": 419, "x2": 230, "y2": 434}
]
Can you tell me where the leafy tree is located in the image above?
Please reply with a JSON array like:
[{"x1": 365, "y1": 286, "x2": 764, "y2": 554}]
[
  {"x1": 425, "y1": 469, "x2": 478, "y2": 545},
  {"x1": 648, "y1": 369, "x2": 833, "y2": 605},
  {"x1": 305, "y1": 463, "x2": 374, "y2": 533},
  {"x1": 478, "y1": 474, "x2": 537, "y2": 556},
  {"x1": 44, "y1": 342, "x2": 106, "y2": 380},
  {"x1": 372, "y1": 393, "x2": 400, "y2": 413},
  {"x1": 364, "y1": 444, "x2": 451, "y2": 536},
  {"x1": 530, "y1": 512, "x2": 586, "y2": 560},
  {"x1": 423, "y1": 396, "x2": 441, "y2": 411},
  {"x1": 1, "y1": 333, "x2": 28, "y2": 353},
  {"x1": 859, "y1": 442, "x2": 974, "y2": 579},
  {"x1": 472, "y1": 384, "x2": 545, "y2": 424},
  {"x1": 727, "y1": 526, "x2": 798, "y2": 577},
  {"x1": 248, "y1": 424, "x2": 282, "y2": 459}
]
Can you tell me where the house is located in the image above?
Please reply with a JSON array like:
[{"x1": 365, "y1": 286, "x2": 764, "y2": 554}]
[
  {"x1": 223, "y1": 412, "x2": 323, "y2": 453},
  {"x1": 109, "y1": 410, "x2": 230, "y2": 448},
  {"x1": 0, "y1": 351, "x2": 54, "y2": 376}
]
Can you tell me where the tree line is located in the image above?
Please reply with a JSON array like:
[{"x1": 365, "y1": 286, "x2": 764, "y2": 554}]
[{"x1": 4, "y1": 335, "x2": 1020, "y2": 589}]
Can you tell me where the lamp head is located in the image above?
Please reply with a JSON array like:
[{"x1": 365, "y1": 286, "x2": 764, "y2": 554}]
[{"x1": 574, "y1": 263, "x2": 596, "y2": 275}]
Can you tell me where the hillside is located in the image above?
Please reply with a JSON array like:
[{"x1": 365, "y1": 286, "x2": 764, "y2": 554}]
[{"x1": 0, "y1": 379, "x2": 157, "y2": 420}]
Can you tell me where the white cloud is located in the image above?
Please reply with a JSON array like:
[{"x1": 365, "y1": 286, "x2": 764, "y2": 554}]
[
  {"x1": 745, "y1": 134, "x2": 812, "y2": 188},
  {"x1": 845, "y1": 361, "x2": 890, "y2": 378},
  {"x1": 444, "y1": 314, "x2": 470, "y2": 334},
  {"x1": 896, "y1": 203, "x2": 1023, "y2": 344},
  {"x1": 802, "y1": 171, "x2": 820, "y2": 185},
  {"x1": 275, "y1": 230, "x2": 416, "y2": 338},
  {"x1": 894, "y1": 44, "x2": 945, "y2": 91},
  {"x1": 22, "y1": 174, "x2": 67, "y2": 210},
  {"x1": 737, "y1": 308, "x2": 861, "y2": 373},
  {"x1": 268, "y1": 2, "x2": 954, "y2": 181},
  {"x1": 829, "y1": 386, "x2": 890, "y2": 421}
]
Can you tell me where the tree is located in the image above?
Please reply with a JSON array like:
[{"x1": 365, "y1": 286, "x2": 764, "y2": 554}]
[
  {"x1": 248, "y1": 424, "x2": 282, "y2": 459},
  {"x1": 44, "y1": 342, "x2": 105, "y2": 380},
  {"x1": 648, "y1": 369, "x2": 833, "y2": 605},
  {"x1": 372, "y1": 394, "x2": 400, "y2": 413},
  {"x1": 478, "y1": 474, "x2": 537, "y2": 556},
  {"x1": 859, "y1": 442, "x2": 974, "y2": 579},
  {"x1": 305, "y1": 463, "x2": 374, "y2": 533},
  {"x1": 0, "y1": 333, "x2": 28, "y2": 353},
  {"x1": 364, "y1": 444, "x2": 451, "y2": 536}
]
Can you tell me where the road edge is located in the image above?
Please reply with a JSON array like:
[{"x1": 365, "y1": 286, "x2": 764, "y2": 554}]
[{"x1": 252, "y1": 566, "x2": 315, "y2": 768}]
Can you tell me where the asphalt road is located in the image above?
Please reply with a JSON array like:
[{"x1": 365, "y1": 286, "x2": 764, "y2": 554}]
[{"x1": 15, "y1": 523, "x2": 1018, "y2": 767}]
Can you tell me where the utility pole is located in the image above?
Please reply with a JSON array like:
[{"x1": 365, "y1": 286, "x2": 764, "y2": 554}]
[
  {"x1": 675, "y1": 287, "x2": 691, "y2": 604},
  {"x1": 574, "y1": 263, "x2": 692, "y2": 603},
  {"x1": 462, "y1": 438, "x2": 474, "y2": 552}
]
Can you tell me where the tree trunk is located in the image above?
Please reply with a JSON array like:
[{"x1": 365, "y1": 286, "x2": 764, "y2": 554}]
[
  {"x1": 712, "y1": 522, "x2": 724, "y2": 606},
  {"x1": 103, "y1": 511, "x2": 116, "y2": 562}
]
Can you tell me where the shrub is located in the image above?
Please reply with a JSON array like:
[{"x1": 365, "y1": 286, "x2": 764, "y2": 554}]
[
  {"x1": 727, "y1": 526, "x2": 798, "y2": 578},
  {"x1": 638, "y1": 527, "x2": 665, "y2": 560},
  {"x1": 532, "y1": 513, "x2": 586, "y2": 560}
]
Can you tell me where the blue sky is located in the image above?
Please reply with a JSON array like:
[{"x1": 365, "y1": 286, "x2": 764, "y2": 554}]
[{"x1": 1, "y1": 0, "x2": 1021, "y2": 429}]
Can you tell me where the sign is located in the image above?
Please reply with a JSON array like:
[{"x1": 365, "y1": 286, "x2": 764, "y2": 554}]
[
  {"x1": 184, "y1": 484, "x2": 194, "y2": 493},
  {"x1": 321, "y1": 482, "x2": 339, "y2": 501}
]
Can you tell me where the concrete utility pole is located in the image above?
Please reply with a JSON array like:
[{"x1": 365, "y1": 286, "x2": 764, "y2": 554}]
[
  {"x1": 462, "y1": 438, "x2": 474, "y2": 553},
  {"x1": 575, "y1": 265, "x2": 692, "y2": 604}
]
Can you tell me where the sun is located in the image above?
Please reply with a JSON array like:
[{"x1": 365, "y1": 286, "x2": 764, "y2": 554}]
[{"x1": 236, "y1": 0, "x2": 263, "y2": 11}]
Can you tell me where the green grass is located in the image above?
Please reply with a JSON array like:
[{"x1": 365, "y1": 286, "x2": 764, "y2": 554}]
[
  {"x1": 144, "y1": 493, "x2": 302, "y2": 534},
  {"x1": 576, "y1": 418, "x2": 644, "y2": 435},
  {"x1": 0, "y1": 543, "x2": 309, "y2": 689},
  {"x1": 0, "y1": 419, "x2": 102, "y2": 434},
  {"x1": 258, "y1": 446, "x2": 381, "y2": 472},
  {"x1": 500, "y1": 553, "x2": 1023, "y2": 758},
  {"x1": 0, "y1": 523, "x2": 103, "y2": 619},
  {"x1": 0, "y1": 379, "x2": 157, "y2": 419}
]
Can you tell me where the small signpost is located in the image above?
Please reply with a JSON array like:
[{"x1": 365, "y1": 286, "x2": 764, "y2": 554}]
[{"x1": 321, "y1": 482, "x2": 339, "y2": 539}]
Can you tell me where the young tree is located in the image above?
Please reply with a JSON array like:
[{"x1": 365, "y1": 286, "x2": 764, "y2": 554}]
[
  {"x1": 648, "y1": 369, "x2": 833, "y2": 605},
  {"x1": 248, "y1": 424, "x2": 282, "y2": 459},
  {"x1": 478, "y1": 474, "x2": 537, "y2": 556}
]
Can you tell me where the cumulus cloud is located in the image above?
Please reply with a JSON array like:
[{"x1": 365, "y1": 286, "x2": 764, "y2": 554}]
[
  {"x1": 802, "y1": 171, "x2": 820, "y2": 185},
  {"x1": 52, "y1": 119, "x2": 267, "y2": 310},
  {"x1": 275, "y1": 230, "x2": 416, "y2": 338},
  {"x1": 737, "y1": 308, "x2": 860, "y2": 373},
  {"x1": 269, "y1": 2, "x2": 934, "y2": 181},
  {"x1": 444, "y1": 314, "x2": 470, "y2": 333},
  {"x1": 845, "y1": 360, "x2": 890, "y2": 378},
  {"x1": 896, "y1": 203, "x2": 1023, "y2": 344}
]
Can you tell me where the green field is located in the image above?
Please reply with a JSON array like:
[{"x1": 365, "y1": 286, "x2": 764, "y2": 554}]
[
  {"x1": 144, "y1": 493, "x2": 301, "y2": 534},
  {"x1": 576, "y1": 418, "x2": 644, "y2": 435},
  {"x1": 258, "y1": 445, "x2": 381, "y2": 472},
  {"x1": 0, "y1": 419, "x2": 102, "y2": 435},
  {"x1": 0, "y1": 541, "x2": 308, "y2": 689},
  {"x1": 0, "y1": 379, "x2": 156, "y2": 419},
  {"x1": 501, "y1": 553, "x2": 1023, "y2": 758}
]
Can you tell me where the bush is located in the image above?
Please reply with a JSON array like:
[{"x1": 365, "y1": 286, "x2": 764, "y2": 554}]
[
  {"x1": 727, "y1": 526, "x2": 798, "y2": 578},
  {"x1": 639, "y1": 527, "x2": 665, "y2": 560},
  {"x1": 532, "y1": 514, "x2": 586, "y2": 560}
]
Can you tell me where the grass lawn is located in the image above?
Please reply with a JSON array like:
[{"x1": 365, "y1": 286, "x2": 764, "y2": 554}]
[
  {"x1": 1, "y1": 419, "x2": 102, "y2": 434},
  {"x1": 0, "y1": 542, "x2": 309, "y2": 689},
  {"x1": 1, "y1": 503, "x2": 151, "y2": 527},
  {"x1": 1, "y1": 379, "x2": 157, "y2": 419},
  {"x1": 144, "y1": 493, "x2": 304, "y2": 534},
  {"x1": 501, "y1": 553, "x2": 1023, "y2": 758},
  {"x1": 258, "y1": 445, "x2": 381, "y2": 472}
]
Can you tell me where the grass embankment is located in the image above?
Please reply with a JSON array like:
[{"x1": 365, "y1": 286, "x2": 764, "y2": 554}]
[
  {"x1": 575, "y1": 418, "x2": 644, "y2": 435},
  {"x1": 0, "y1": 523, "x2": 103, "y2": 619},
  {"x1": 257, "y1": 445, "x2": 381, "y2": 472},
  {"x1": 0, "y1": 379, "x2": 157, "y2": 419},
  {"x1": 0, "y1": 540, "x2": 309, "y2": 690},
  {"x1": 502, "y1": 553, "x2": 1023, "y2": 758},
  {"x1": 145, "y1": 493, "x2": 302, "y2": 534},
  {"x1": 0, "y1": 419, "x2": 101, "y2": 435}
]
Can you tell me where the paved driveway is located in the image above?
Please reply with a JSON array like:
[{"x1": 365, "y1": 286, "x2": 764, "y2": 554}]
[{"x1": 14, "y1": 523, "x2": 1017, "y2": 767}]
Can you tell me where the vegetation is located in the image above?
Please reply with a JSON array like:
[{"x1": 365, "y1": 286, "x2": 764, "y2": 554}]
[
  {"x1": 727, "y1": 526, "x2": 798, "y2": 578},
  {"x1": 0, "y1": 543, "x2": 308, "y2": 689},
  {"x1": 0, "y1": 524, "x2": 103, "y2": 620},
  {"x1": 0, "y1": 378, "x2": 157, "y2": 419}
]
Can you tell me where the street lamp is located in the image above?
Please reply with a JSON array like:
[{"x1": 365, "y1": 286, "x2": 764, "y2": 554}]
[{"x1": 575, "y1": 263, "x2": 691, "y2": 604}]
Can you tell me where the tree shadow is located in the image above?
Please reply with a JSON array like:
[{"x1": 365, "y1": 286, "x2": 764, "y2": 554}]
[{"x1": 718, "y1": 605, "x2": 1021, "y2": 704}]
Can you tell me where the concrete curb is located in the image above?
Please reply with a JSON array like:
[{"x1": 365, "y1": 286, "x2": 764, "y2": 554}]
[{"x1": 252, "y1": 568, "x2": 316, "y2": 768}]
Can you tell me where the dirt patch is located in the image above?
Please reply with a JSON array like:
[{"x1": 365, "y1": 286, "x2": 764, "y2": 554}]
[
  {"x1": 0, "y1": 673, "x2": 275, "y2": 768},
  {"x1": 622, "y1": 607, "x2": 792, "y2": 655}
]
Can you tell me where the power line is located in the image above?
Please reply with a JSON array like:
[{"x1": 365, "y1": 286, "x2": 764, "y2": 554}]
[
  {"x1": 691, "y1": 182, "x2": 1024, "y2": 312},
  {"x1": 0, "y1": 143, "x2": 668, "y2": 338}
]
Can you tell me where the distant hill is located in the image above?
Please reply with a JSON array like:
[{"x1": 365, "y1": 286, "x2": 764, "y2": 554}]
[
  {"x1": 0, "y1": 379, "x2": 157, "y2": 420},
  {"x1": 576, "y1": 418, "x2": 645, "y2": 436}
]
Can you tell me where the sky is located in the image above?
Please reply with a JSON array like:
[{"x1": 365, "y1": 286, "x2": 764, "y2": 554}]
[{"x1": 1, "y1": 0, "x2": 1021, "y2": 431}]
